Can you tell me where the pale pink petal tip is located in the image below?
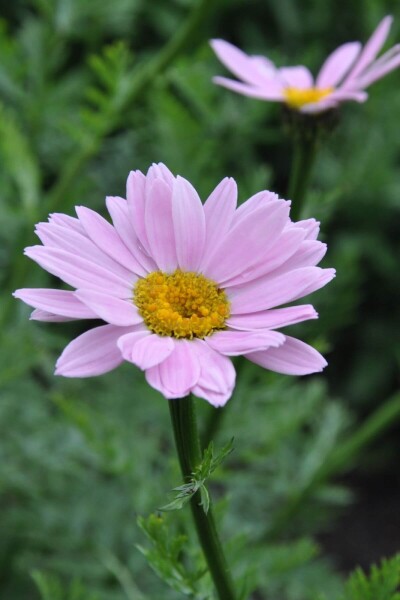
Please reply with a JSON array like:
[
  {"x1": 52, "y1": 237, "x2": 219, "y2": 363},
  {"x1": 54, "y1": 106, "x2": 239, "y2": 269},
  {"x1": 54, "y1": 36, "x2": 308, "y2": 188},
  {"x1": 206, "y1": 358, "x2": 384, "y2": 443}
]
[
  {"x1": 55, "y1": 325, "x2": 124, "y2": 378},
  {"x1": 30, "y1": 309, "x2": 76, "y2": 322},
  {"x1": 247, "y1": 335, "x2": 328, "y2": 376},
  {"x1": 13, "y1": 288, "x2": 97, "y2": 319},
  {"x1": 206, "y1": 330, "x2": 285, "y2": 356},
  {"x1": 191, "y1": 340, "x2": 236, "y2": 407},
  {"x1": 145, "y1": 341, "x2": 201, "y2": 399}
]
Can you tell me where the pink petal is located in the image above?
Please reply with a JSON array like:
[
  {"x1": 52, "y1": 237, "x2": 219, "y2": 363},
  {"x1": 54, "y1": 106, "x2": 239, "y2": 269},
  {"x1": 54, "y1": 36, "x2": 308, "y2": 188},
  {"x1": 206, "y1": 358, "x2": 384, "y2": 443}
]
[
  {"x1": 210, "y1": 39, "x2": 277, "y2": 86},
  {"x1": 270, "y1": 240, "x2": 327, "y2": 276},
  {"x1": 290, "y1": 218, "x2": 320, "y2": 240},
  {"x1": 246, "y1": 335, "x2": 327, "y2": 375},
  {"x1": 202, "y1": 177, "x2": 237, "y2": 258},
  {"x1": 316, "y1": 42, "x2": 362, "y2": 87},
  {"x1": 117, "y1": 329, "x2": 151, "y2": 362},
  {"x1": 172, "y1": 176, "x2": 206, "y2": 271},
  {"x1": 206, "y1": 330, "x2": 284, "y2": 355},
  {"x1": 202, "y1": 201, "x2": 290, "y2": 284},
  {"x1": 24, "y1": 246, "x2": 134, "y2": 297},
  {"x1": 222, "y1": 227, "x2": 305, "y2": 287},
  {"x1": 191, "y1": 339, "x2": 236, "y2": 407},
  {"x1": 48, "y1": 213, "x2": 85, "y2": 234},
  {"x1": 145, "y1": 341, "x2": 200, "y2": 399},
  {"x1": 30, "y1": 309, "x2": 77, "y2": 322},
  {"x1": 106, "y1": 196, "x2": 156, "y2": 273},
  {"x1": 145, "y1": 178, "x2": 178, "y2": 272},
  {"x1": 55, "y1": 324, "x2": 127, "y2": 377},
  {"x1": 74, "y1": 290, "x2": 143, "y2": 326},
  {"x1": 227, "y1": 305, "x2": 318, "y2": 330},
  {"x1": 13, "y1": 288, "x2": 97, "y2": 319},
  {"x1": 35, "y1": 222, "x2": 133, "y2": 280},
  {"x1": 192, "y1": 387, "x2": 232, "y2": 407},
  {"x1": 364, "y1": 44, "x2": 400, "y2": 71},
  {"x1": 301, "y1": 268, "x2": 336, "y2": 298},
  {"x1": 327, "y1": 89, "x2": 368, "y2": 102},
  {"x1": 146, "y1": 162, "x2": 175, "y2": 188},
  {"x1": 126, "y1": 169, "x2": 151, "y2": 255},
  {"x1": 354, "y1": 53, "x2": 400, "y2": 88},
  {"x1": 232, "y1": 191, "x2": 281, "y2": 227},
  {"x1": 75, "y1": 206, "x2": 147, "y2": 276},
  {"x1": 144, "y1": 366, "x2": 170, "y2": 397},
  {"x1": 212, "y1": 76, "x2": 284, "y2": 100},
  {"x1": 119, "y1": 333, "x2": 174, "y2": 369},
  {"x1": 229, "y1": 267, "x2": 335, "y2": 314},
  {"x1": 250, "y1": 54, "x2": 277, "y2": 72},
  {"x1": 343, "y1": 16, "x2": 393, "y2": 86},
  {"x1": 279, "y1": 66, "x2": 314, "y2": 88}
]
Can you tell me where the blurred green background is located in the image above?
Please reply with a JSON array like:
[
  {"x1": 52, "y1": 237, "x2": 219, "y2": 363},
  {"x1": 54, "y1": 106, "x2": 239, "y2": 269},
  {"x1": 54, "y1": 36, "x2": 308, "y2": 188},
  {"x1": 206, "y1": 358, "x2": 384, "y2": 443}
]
[{"x1": 1, "y1": 0, "x2": 399, "y2": 598}]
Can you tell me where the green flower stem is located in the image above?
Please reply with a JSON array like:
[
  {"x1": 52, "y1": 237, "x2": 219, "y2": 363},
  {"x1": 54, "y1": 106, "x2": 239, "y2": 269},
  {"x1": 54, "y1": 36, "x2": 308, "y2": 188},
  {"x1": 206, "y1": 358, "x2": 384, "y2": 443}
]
[
  {"x1": 287, "y1": 135, "x2": 318, "y2": 222},
  {"x1": 266, "y1": 390, "x2": 400, "y2": 540},
  {"x1": 169, "y1": 396, "x2": 237, "y2": 600}
]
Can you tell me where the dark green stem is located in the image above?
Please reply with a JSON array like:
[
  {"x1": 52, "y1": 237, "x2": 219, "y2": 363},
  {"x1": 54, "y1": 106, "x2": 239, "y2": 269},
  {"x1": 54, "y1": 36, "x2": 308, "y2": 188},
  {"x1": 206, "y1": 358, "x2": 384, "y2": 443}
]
[
  {"x1": 169, "y1": 396, "x2": 237, "y2": 600},
  {"x1": 287, "y1": 136, "x2": 318, "y2": 222}
]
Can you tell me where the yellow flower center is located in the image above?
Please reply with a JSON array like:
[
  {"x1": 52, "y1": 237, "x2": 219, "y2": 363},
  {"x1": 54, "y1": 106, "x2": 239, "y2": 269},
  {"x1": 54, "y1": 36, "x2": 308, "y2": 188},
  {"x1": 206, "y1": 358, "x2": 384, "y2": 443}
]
[
  {"x1": 134, "y1": 270, "x2": 230, "y2": 339},
  {"x1": 284, "y1": 86, "x2": 333, "y2": 109}
]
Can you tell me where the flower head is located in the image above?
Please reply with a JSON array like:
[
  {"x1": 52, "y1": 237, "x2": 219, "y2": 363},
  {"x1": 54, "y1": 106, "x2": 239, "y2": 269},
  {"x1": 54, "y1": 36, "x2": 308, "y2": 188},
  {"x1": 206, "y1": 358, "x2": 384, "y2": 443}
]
[
  {"x1": 14, "y1": 164, "x2": 334, "y2": 406},
  {"x1": 211, "y1": 16, "x2": 400, "y2": 113}
]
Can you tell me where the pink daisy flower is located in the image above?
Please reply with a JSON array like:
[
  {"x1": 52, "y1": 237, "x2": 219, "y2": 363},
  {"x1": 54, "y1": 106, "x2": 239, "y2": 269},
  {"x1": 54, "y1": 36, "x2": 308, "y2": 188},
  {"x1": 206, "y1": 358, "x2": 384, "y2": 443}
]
[
  {"x1": 211, "y1": 16, "x2": 400, "y2": 113},
  {"x1": 14, "y1": 164, "x2": 334, "y2": 406}
]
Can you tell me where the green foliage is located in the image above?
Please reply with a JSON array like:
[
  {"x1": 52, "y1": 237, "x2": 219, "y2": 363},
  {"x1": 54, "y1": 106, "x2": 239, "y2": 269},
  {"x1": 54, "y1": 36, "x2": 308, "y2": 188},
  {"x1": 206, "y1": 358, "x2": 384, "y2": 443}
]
[
  {"x1": 343, "y1": 555, "x2": 400, "y2": 600},
  {"x1": 1, "y1": 0, "x2": 400, "y2": 599},
  {"x1": 32, "y1": 571, "x2": 100, "y2": 600},
  {"x1": 160, "y1": 438, "x2": 234, "y2": 513},
  {"x1": 0, "y1": 101, "x2": 41, "y2": 214},
  {"x1": 315, "y1": 555, "x2": 400, "y2": 600},
  {"x1": 137, "y1": 514, "x2": 208, "y2": 598},
  {"x1": 81, "y1": 42, "x2": 135, "y2": 139}
]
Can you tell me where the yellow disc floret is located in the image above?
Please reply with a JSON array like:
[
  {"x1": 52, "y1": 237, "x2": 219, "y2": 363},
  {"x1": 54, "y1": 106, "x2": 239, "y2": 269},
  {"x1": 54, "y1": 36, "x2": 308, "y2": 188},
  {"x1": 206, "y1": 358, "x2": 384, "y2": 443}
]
[
  {"x1": 134, "y1": 270, "x2": 230, "y2": 339},
  {"x1": 284, "y1": 86, "x2": 333, "y2": 109}
]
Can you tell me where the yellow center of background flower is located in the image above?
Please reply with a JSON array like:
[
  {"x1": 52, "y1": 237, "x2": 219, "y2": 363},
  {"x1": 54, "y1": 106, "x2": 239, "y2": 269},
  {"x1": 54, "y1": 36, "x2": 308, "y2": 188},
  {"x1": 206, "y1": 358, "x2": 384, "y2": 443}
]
[
  {"x1": 134, "y1": 270, "x2": 230, "y2": 339},
  {"x1": 284, "y1": 86, "x2": 333, "y2": 109}
]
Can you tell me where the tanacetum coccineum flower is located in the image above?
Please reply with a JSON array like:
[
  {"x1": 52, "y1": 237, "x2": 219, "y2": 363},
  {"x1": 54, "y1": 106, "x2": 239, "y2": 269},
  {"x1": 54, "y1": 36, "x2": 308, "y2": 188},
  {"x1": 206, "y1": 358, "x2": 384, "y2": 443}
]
[
  {"x1": 14, "y1": 164, "x2": 334, "y2": 406},
  {"x1": 211, "y1": 16, "x2": 400, "y2": 113}
]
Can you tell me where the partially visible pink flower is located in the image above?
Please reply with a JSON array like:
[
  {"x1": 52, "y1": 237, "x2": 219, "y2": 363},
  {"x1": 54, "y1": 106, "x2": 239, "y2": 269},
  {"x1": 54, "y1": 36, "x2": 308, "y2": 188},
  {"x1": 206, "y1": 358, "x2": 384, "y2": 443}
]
[
  {"x1": 211, "y1": 16, "x2": 400, "y2": 113},
  {"x1": 14, "y1": 164, "x2": 334, "y2": 406}
]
